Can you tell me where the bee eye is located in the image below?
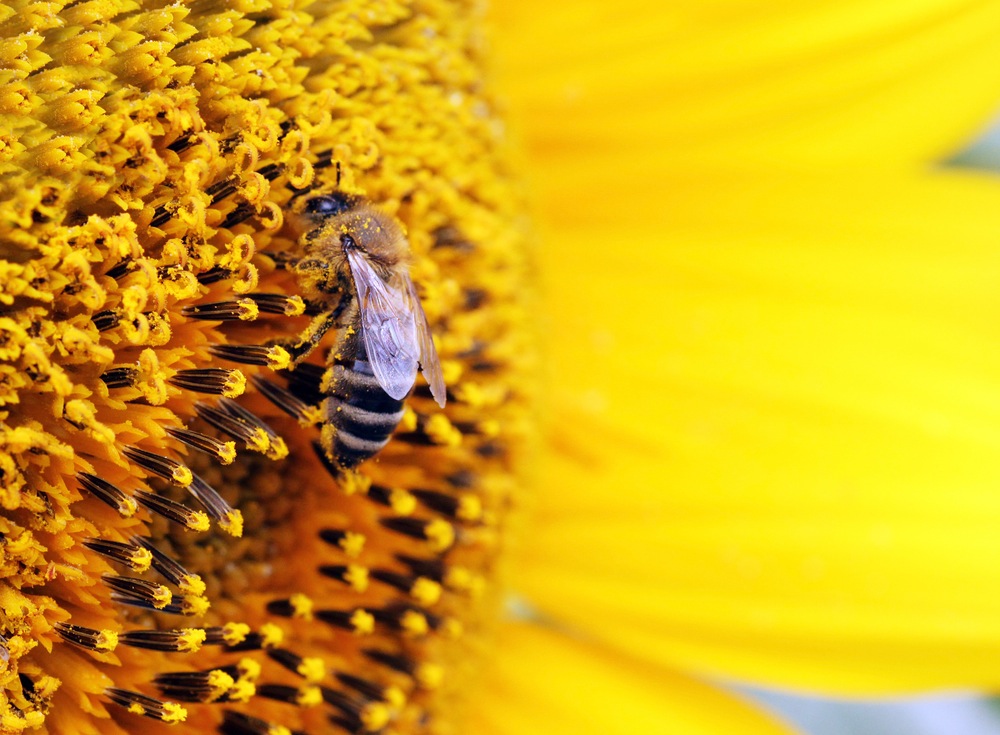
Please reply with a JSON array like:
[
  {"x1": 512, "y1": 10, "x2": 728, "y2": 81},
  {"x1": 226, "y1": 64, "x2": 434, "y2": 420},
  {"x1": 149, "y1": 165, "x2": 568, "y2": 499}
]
[{"x1": 305, "y1": 194, "x2": 353, "y2": 217}]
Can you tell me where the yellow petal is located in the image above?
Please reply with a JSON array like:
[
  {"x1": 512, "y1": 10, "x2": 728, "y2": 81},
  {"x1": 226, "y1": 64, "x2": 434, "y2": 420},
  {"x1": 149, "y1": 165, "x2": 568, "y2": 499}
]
[
  {"x1": 465, "y1": 622, "x2": 795, "y2": 735},
  {"x1": 493, "y1": 2, "x2": 1000, "y2": 168},
  {"x1": 519, "y1": 166, "x2": 1000, "y2": 694}
]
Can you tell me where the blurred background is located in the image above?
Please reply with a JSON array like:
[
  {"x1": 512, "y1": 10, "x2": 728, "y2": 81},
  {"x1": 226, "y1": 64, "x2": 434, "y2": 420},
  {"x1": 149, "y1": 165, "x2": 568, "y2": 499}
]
[{"x1": 738, "y1": 97, "x2": 1000, "y2": 735}]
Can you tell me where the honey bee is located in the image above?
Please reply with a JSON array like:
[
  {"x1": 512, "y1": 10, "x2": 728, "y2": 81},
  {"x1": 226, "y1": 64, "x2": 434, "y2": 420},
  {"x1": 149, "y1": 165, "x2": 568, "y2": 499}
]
[{"x1": 280, "y1": 192, "x2": 446, "y2": 468}]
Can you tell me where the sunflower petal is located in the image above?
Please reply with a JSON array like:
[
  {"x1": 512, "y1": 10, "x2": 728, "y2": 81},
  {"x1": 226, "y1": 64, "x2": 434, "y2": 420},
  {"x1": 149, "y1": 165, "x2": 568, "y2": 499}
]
[
  {"x1": 520, "y1": 167, "x2": 1000, "y2": 693},
  {"x1": 466, "y1": 622, "x2": 795, "y2": 735},
  {"x1": 494, "y1": 2, "x2": 1000, "y2": 167}
]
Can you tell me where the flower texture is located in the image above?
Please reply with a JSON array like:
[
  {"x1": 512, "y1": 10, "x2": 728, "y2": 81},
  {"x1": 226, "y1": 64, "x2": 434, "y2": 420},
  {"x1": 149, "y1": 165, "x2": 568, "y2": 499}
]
[{"x1": 1, "y1": 2, "x2": 530, "y2": 733}]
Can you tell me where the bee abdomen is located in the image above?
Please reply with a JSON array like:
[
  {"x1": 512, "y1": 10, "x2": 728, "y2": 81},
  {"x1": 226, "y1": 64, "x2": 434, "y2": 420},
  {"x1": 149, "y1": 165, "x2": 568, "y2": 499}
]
[{"x1": 323, "y1": 360, "x2": 406, "y2": 468}]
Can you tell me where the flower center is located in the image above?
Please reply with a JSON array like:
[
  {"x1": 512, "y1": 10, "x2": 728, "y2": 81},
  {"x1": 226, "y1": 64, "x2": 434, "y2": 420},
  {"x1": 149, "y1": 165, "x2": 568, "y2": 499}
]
[{"x1": 0, "y1": 1, "x2": 531, "y2": 732}]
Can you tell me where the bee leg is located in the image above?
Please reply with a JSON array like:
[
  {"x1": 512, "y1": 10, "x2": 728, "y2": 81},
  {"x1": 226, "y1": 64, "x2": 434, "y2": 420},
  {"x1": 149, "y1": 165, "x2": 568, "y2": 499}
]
[{"x1": 278, "y1": 296, "x2": 354, "y2": 366}]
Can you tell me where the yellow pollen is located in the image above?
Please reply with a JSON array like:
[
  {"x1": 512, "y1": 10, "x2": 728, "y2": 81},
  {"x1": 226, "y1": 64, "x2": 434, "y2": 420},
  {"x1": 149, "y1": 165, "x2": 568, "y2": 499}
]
[
  {"x1": 222, "y1": 370, "x2": 248, "y2": 398},
  {"x1": 220, "y1": 510, "x2": 245, "y2": 537},
  {"x1": 456, "y1": 495, "x2": 483, "y2": 522},
  {"x1": 218, "y1": 441, "x2": 238, "y2": 464},
  {"x1": 399, "y1": 610, "x2": 429, "y2": 637},
  {"x1": 206, "y1": 671, "x2": 236, "y2": 702},
  {"x1": 151, "y1": 585, "x2": 173, "y2": 609},
  {"x1": 237, "y1": 658, "x2": 262, "y2": 681},
  {"x1": 398, "y1": 407, "x2": 418, "y2": 432},
  {"x1": 424, "y1": 415, "x2": 462, "y2": 447},
  {"x1": 383, "y1": 685, "x2": 407, "y2": 709},
  {"x1": 296, "y1": 685, "x2": 322, "y2": 707},
  {"x1": 179, "y1": 574, "x2": 207, "y2": 597},
  {"x1": 267, "y1": 436, "x2": 289, "y2": 460},
  {"x1": 415, "y1": 663, "x2": 444, "y2": 690},
  {"x1": 350, "y1": 610, "x2": 375, "y2": 635},
  {"x1": 94, "y1": 629, "x2": 118, "y2": 652},
  {"x1": 129, "y1": 548, "x2": 153, "y2": 573},
  {"x1": 188, "y1": 511, "x2": 210, "y2": 533},
  {"x1": 265, "y1": 345, "x2": 292, "y2": 371},
  {"x1": 297, "y1": 657, "x2": 326, "y2": 684},
  {"x1": 339, "y1": 532, "x2": 366, "y2": 558},
  {"x1": 289, "y1": 593, "x2": 314, "y2": 619},
  {"x1": 222, "y1": 623, "x2": 251, "y2": 646},
  {"x1": 389, "y1": 489, "x2": 416, "y2": 515},
  {"x1": 171, "y1": 465, "x2": 193, "y2": 487},
  {"x1": 259, "y1": 623, "x2": 284, "y2": 648},
  {"x1": 160, "y1": 702, "x2": 188, "y2": 724},
  {"x1": 360, "y1": 702, "x2": 392, "y2": 732},
  {"x1": 177, "y1": 629, "x2": 207, "y2": 653},
  {"x1": 344, "y1": 565, "x2": 370, "y2": 592},
  {"x1": 424, "y1": 519, "x2": 456, "y2": 553},
  {"x1": 228, "y1": 680, "x2": 256, "y2": 703},
  {"x1": 341, "y1": 472, "x2": 372, "y2": 496},
  {"x1": 233, "y1": 299, "x2": 260, "y2": 321},
  {"x1": 410, "y1": 578, "x2": 442, "y2": 607}
]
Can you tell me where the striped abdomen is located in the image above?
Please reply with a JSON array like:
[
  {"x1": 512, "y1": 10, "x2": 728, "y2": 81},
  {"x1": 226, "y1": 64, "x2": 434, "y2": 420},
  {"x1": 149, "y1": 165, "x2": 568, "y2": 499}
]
[{"x1": 322, "y1": 348, "x2": 406, "y2": 468}]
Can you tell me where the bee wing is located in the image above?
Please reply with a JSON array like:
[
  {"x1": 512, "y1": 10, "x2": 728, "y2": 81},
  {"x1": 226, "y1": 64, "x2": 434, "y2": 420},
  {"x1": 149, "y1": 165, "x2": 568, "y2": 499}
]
[
  {"x1": 347, "y1": 249, "x2": 419, "y2": 400},
  {"x1": 404, "y1": 275, "x2": 447, "y2": 408}
]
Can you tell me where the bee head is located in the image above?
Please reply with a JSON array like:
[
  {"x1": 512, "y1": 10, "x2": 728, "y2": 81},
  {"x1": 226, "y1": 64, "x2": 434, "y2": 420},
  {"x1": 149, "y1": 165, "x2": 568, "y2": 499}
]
[{"x1": 298, "y1": 192, "x2": 357, "y2": 224}]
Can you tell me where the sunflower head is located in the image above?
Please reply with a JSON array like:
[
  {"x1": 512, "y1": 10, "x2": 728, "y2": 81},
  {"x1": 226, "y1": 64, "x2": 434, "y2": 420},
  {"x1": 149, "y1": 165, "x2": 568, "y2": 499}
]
[{"x1": 0, "y1": 2, "x2": 532, "y2": 732}]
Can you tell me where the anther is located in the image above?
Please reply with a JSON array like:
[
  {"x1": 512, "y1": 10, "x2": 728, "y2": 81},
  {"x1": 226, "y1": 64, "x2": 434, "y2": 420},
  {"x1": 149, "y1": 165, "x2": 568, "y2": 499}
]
[
  {"x1": 369, "y1": 569, "x2": 442, "y2": 606},
  {"x1": 319, "y1": 564, "x2": 369, "y2": 592},
  {"x1": 105, "y1": 688, "x2": 187, "y2": 724},
  {"x1": 92, "y1": 310, "x2": 121, "y2": 331},
  {"x1": 103, "y1": 574, "x2": 173, "y2": 609},
  {"x1": 410, "y1": 488, "x2": 482, "y2": 522},
  {"x1": 153, "y1": 669, "x2": 237, "y2": 703},
  {"x1": 118, "y1": 628, "x2": 207, "y2": 652},
  {"x1": 220, "y1": 203, "x2": 257, "y2": 229},
  {"x1": 132, "y1": 536, "x2": 206, "y2": 595},
  {"x1": 54, "y1": 622, "x2": 119, "y2": 652},
  {"x1": 379, "y1": 517, "x2": 455, "y2": 552},
  {"x1": 82, "y1": 538, "x2": 152, "y2": 573},
  {"x1": 318, "y1": 529, "x2": 366, "y2": 557},
  {"x1": 217, "y1": 398, "x2": 287, "y2": 459},
  {"x1": 168, "y1": 368, "x2": 247, "y2": 397},
  {"x1": 196, "y1": 266, "x2": 234, "y2": 285},
  {"x1": 257, "y1": 683, "x2": 321, "y2": 707},
  {"x1": 134, "y1": 490, "x2": 211, "y2": 532},
  {"x1": 362, "y1": 649, "x2": 444, "y2": 690},
  {"x1": 77, "y1": 472, "x2": 138, "y2": 517},
  {"x1": 315, "y1": 608, "x2": 375, "y2": 635},
  {"x1": 251, "y1": 375, "x2": 318, "y2": 425},
  {"x1": 336, "y1": 673, "x2": 406, "y2": 708},
  {"x1": 247, "y1": 293, "x2": 306, "y2": 316},
  {"x1": 181, "y1": 299, "x2": 260, "y2": 321},
  {"x1": 123, "y1": 445, "x2": 193, "y2": 486},
  {"x1": 203, "y1": 623, "x2": 252, "y2": 647},
  {"x1": 186, "y1": 474, "x2": 243, "y2": 536},
  {"x1": 195, "y1": 401, "x2": 271, "y2": 454},
  {"x1": 100, "y1": 367, "x2": 137, "y2": 389},
  {"x1": 209, "y1": 343, "x2": 291, "y2": 369},
  {"x1": 165, "y1": 426, "x2": 237, "y2": 465},
  {"x1": 371, "y1": 605, "x2": 439, "y2": 637},
  {"x1": 267, "y1": 649, "x2": 326, "y2": 684}
]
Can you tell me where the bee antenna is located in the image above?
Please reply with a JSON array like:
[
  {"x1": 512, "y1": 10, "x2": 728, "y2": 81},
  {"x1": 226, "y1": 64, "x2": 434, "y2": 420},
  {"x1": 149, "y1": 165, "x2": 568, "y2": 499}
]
[{"x1": 335, "y1": 160, "x2": 342, "y2": 189}]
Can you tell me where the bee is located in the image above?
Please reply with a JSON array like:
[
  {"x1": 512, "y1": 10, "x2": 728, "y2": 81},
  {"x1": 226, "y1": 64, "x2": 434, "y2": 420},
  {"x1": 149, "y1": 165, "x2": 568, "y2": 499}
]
[{"x1": 280, "y1": 192, "x2": 446, "y2": 468}]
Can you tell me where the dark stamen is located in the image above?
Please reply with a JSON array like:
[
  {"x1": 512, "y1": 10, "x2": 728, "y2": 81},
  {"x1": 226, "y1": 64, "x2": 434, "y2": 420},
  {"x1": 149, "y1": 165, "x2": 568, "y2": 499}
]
[{"x1": 165, "y1": 426, "x2": 237, "y2": 465}]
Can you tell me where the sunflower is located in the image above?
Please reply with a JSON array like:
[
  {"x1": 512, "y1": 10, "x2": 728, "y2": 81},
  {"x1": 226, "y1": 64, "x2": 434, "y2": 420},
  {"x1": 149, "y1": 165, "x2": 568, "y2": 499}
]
[{"x1": 4, "y1": 2, "x2": 1000, "y2": 735}]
